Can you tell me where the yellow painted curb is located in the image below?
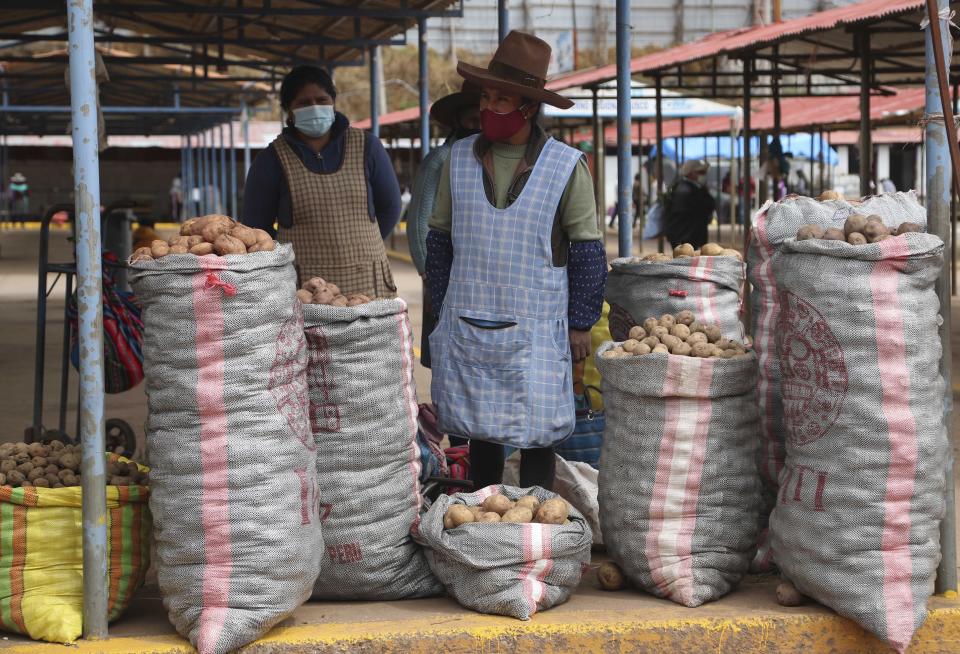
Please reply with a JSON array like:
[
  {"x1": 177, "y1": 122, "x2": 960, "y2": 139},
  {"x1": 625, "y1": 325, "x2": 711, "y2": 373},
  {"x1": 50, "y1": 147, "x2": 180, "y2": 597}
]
[{"x1": 5, "y1": 602, "x2": 960, "y2": 654}]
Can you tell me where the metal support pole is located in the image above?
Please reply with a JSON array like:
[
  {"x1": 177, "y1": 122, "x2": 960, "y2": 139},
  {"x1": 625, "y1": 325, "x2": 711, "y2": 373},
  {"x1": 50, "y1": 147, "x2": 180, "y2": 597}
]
[
  {"x1": 219, "y1": 124, "x2": 227, "y2": 215},
  {"x1": 615, "y1": 0, "x2": 632, "y2": 257},
  {"x1": 229, "y1": 119, "x2": 237, "y2": 218},
  {"x1": 418, "y1": 18, "x2": 430, "y2": 159},
  {"x1": 206, "y1": 131, "x2": 214, "y2": 213},
  {"x1": 742, "y1": 58, "x2": 753, "y2": 253},
  {"x1": 925, "y1": 0, "x2": 957, "y2": 594},
  {"x1": 655, "y1": 75, "x2": 665, "y2": 254},
  {"x1": 197, "y1": 131, "x2": 205, "y2": 215},
  {"x1": 715, "y1": 134, "x2": 722, "y2": 242},
  {"x1": 592, "y1": 87, "x2": 604, "y2": 221},
  {"x1": 859, "y1": 31, "x2": 872, "y2": 197},
  {"x1": 809, "y1": 131, "x2": 815, "y2": 196},
  {"x1": 242, "y1": 100, "x2": 251, "y2": 177},
  {"x1": 758, "y1": 133, "x2": 769, "y2": 205},
  {"x1": 369, "y1": 46, "x2": 381, "y2": 138},
  {"x1": 818, "y1": 129, "x2": 826, "y2": 195},
  {"x1": 67, "y1": 0, "x2": 107, "y2": 639},
  {"x1": 498, "y1": 0, "x2": 509, "y2": 42},
  {"x1": 183, "y1": 134, "x2": 192, "y2": 219},
  {"x1": 210, "y1": 130, "x2": 218, "y2": 213}
]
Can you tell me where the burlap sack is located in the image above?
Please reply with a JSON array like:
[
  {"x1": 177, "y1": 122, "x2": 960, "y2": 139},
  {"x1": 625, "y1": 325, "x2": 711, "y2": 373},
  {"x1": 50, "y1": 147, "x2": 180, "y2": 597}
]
[
  {"x1": 418, "y1": 485, "x2": 592, "y2": 619},
  {"x1": 605, "y1": 256, "x2": 745, "y2": 343},
  {"x1": 304, "y1": 298, "x2": 442, "y2": 600},
  {"x1": 748, "y1": 192, "x2": 927, "y2": 563},
  {"x1": 597, "y1": 345, "x2": 761, "y2": 607},
  {"x1": 130, "y1": 245, "x2": 321, "y2": 654},
  {"x1": 769, "y1": 232, "x2": 947, "y2": 654}
]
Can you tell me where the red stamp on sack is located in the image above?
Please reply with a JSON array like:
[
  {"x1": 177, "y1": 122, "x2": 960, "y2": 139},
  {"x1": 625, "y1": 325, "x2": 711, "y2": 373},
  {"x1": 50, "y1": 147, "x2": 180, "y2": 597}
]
[
  {"x1": 270, "y1": 312, "x2": 313, "y2": 450},
  {"x1": 777, "y1": 292, "x2": 848, "y2": 446},
  {"x1": 305, "y1": 327, "x2": 341, "y2": 434},
  {"x1": 328, "y1": 543, "x2": 363, "y2": 564}
]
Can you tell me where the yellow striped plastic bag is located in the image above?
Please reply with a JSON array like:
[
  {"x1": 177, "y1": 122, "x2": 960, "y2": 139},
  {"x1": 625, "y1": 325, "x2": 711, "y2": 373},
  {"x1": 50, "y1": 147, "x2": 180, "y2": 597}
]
[
  {"x1": 0, "y1": 461, "x2": 150, "y2": 644},
  {"x1": 581, "y1": 302, "x2": 611, "y2": 411}
]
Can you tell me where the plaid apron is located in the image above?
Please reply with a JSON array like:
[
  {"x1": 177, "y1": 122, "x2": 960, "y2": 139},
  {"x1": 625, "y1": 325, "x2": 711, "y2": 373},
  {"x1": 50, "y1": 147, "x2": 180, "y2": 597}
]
[
  {"x1": 430, "y1": 135, "x2": 581, "y2": 448},
  {"x1": 274, "y1": 128, "x2": 396, "y2": 298}
]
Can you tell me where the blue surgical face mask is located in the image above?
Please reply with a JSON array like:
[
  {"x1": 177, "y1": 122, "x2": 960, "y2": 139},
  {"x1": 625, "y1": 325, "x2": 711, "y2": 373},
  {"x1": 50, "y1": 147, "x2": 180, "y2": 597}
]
[{"x1": 292, "y1": 104, "x2": 335, "y2": 138}]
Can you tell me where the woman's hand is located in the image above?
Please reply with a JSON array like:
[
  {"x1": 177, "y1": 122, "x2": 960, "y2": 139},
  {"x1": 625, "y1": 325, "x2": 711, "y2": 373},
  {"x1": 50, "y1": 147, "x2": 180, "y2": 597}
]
[{"x1": 569, "y1": 329, "x2": 592, "y2": 362}]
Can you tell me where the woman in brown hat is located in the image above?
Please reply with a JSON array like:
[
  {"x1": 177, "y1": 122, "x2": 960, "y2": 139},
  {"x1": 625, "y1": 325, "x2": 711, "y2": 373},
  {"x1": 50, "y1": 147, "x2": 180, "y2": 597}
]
[
  {"x1": 407, "y1": 81, "x2": 481, "y2": 371},
  {"x1": 425, "y1": 31, "x2": 607, "y2": 491}
]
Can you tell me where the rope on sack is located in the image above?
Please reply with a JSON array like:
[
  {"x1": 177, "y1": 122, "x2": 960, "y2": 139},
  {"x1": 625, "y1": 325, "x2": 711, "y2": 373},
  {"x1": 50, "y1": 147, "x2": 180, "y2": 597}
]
[{"x1": 204, "y1": 271, "x2": 237, "y2": 296}]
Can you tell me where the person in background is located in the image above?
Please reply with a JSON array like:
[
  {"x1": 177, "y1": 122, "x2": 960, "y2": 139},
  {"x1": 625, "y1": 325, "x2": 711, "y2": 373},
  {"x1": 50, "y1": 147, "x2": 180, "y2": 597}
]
[
  {"x1": 9, "y1": 172, "x2": 28, "y2": 219},
  {"x1": 664, "y1": 159, "x2": 715, "y2": 250},
  {"x1": 169, "y1": 177, "x2": 183, "y2": 222},
  {"x1": 795, "y1": 168, "x2": 810, "y2": 196},
  {"x1": 407, "y1": 81, "x2": 481, "y2": 370},
  {"x1": 242, "y1": 65, "x2": 402, "y2": 297},
  {"x1": 425, "y1": 31, "x2": 607, "y2": 491},
  {"x1": 881, "y1": 177, "x2": 897, "y2": 194}
]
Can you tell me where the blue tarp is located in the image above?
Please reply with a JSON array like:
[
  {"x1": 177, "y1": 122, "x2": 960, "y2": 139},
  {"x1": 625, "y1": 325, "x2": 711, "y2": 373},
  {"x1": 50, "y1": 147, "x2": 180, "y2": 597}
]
[{"x1": 650, "y1": 133, "x2": 838, "y2": 165}]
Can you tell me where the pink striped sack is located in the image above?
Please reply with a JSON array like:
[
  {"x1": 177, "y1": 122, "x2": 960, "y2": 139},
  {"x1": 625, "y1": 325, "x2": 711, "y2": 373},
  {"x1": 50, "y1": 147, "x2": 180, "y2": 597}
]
[
  {"x1": 303, "y1": 298, "x2": 442, "y2": 600},
  {"x1": 418, "y1": 485, "x2": 592, "y2": 619},
  {"x1": 604, "y1": 255, "x2": 745, "y2": 343},
  {"x1": 596, "y1": 345, "x2": 761, "y2": 607},
  {"x1": 747, "y1": 192, "x2": 927, "y2": 560},
  {"x1": 130, "y1": 244, "x2": 322, "y2": 654},
  {"x1": 769, "y1": 232, "x2": 947, "y2": 654}
]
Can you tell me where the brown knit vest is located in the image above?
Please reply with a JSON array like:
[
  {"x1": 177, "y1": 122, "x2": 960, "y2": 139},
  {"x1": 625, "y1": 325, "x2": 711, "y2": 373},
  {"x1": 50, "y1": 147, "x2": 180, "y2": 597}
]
[{"x1": 273, "y1": 128, "x2": 396, "y2": 298}]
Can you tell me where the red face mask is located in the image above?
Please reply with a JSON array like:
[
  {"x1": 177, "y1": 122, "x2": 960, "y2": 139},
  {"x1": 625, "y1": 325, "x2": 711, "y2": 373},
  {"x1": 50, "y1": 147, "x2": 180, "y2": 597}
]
[{"x1": 480, "y1": 106, "x2": 528, "y2": 142}]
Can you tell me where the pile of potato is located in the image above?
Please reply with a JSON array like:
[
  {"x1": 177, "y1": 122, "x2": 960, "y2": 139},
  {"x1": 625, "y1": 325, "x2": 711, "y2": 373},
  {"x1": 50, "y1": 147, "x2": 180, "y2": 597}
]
[
  {"x1": 602, "y1": 310, "x2": 750, "y2": 360},
  {"x1": 796, "y1": 215, "x2": 923, "y2": 245},
  {"x1": 443, "y1": 494, "x2": 570, "y2": 528},
  {"x1": 0, "y1": 442, "x2": 148, "y2": 489},
  {"x1": 296, "y1": 277, "x2": 372, "y2": 307},
  {"x1": 624, "y1": 242, "x2": 742, "y2": 264},
  {"x1": 131, "y1": 214, "x2": 275, "y2": 262}
]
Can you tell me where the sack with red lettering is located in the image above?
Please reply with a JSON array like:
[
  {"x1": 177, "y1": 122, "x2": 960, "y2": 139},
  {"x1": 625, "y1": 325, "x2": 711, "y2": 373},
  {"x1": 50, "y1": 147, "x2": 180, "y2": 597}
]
[
  {"x1": 769, "y1": 232, "x2": 947, "y2": 654},
  {"x1": 130, "y1": 244, "x2": 321, "y2": 654},
  {"x1": 596, "y1": 344, "x2": 761, "y2": 607},
  {"x1": 748, "y1": 192, "x2": 927, "y2": 572},
  {"x1": 418, "y1": 484, "x2": 593, "y2": 619},
  {"x1": 303, "y1": 298, "x2": 442, "y2": 600},
  {"x1": 604, "y1": 256, "x2": 745, "y2": 343}
]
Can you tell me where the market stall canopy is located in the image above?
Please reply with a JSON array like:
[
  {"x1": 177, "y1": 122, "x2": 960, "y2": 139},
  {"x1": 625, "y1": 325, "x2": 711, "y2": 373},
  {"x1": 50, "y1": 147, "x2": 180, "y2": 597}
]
[
  {"x1": 544, "y1": 81, "x2": 739, "y2": 122},
  {"x1": 546, "y1": 0, "x2": 958, "y2": 97},
  {"x1": 649, "y1": 134, "x2": 839, "y2": 165}
]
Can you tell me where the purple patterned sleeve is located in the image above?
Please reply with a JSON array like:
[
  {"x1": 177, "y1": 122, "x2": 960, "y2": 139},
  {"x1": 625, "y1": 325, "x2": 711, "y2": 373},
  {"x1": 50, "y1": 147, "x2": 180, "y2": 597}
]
[
  {"x1": 425, "y1": 229, "x2": 454, "y2": 311},
  {"x1": 567, "y1": 240, "x2": 608, "y2": 331}
]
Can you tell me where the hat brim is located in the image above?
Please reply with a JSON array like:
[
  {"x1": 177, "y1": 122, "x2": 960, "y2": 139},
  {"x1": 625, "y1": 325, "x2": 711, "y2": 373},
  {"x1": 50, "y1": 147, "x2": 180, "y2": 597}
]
[
  {"x1": 430, "y1": 90, "x2": 481, "y2": 128},
  {"x1": 457, "y1": 61, "x2": 574, "y2": 110}
]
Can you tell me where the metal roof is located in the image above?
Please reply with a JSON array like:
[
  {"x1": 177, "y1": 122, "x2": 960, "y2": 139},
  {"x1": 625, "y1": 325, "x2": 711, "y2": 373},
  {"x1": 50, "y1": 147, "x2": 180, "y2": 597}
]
[{"x1": 546, "y1": 0, "x2": 956, "y2": 97}]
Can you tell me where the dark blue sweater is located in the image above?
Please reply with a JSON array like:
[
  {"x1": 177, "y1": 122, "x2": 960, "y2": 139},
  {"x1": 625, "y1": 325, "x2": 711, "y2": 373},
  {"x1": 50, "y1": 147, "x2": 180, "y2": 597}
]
[{"x1": 241, "y1": 113, "x2": 401, "y2": 238}]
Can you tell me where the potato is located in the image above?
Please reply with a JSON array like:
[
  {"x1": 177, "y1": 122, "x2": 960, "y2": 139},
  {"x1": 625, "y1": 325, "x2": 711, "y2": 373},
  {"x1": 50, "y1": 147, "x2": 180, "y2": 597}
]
[
  {"x1": 303, "y1": 277, "x2": 326, "y2": 292},
  {"x1": 248, "y1": 239, "x2": 276, "y2": 253},
  {"x1": 0, "y1": 460, "x2": 15, "y2": 474},
  {"x1": 6, "y1": 471, "x2": 24, "y2": 486},
  {"x1": 660, "y1": 334, "x2": 682, "y2": 351},
  {"x1": 189, "y1": 242, "x2": 214, "y2": 255},
  {"x1": 534, "y1": 498, "x2": 570, "y2": 525},
  {"x1": 478, "y1": 512, "x2": 502, "y2": 523},
  {"x1": 252, "y1": 228, "x2": 273, "y2": 242},
  {"x1": 776, "y1": 580, "x2": 806, "y2": 607},
  {"x1": 628, "y1": 326, "x2": 647, "y2": 341},
  {"x1": 640, "y1": 336, "x2": 660, "y2": 350},
  {"x1": 692, "y1": 342, "x2": 713, "y2": 358},
  {"x1": 658, "y1": 314, "x2": 676, "y2": 328},
  {"x1": 501, "y1": 507, "x2": 534, "y2": 523},
  {"x1": 700, "y1": 243, "x2": 725, "y2": 256},
  {"x1": 180, "y1": 217, "x2": 201, "y2": 235},
  {"x1": 715, "y1": 338, "x2": 732, "y2": 351},
  {"x1": 687, "y1": 332, "x2": 708, "y2": 345},
  {"x1": 59, "y1": 453, "x2": 80, "y2": 471},
  {"x1": 673, "y1": 243, "x2": 695, "y2": 258},
  {"x1": 633, "y1": 343, "x2": 652, "y2": 355},
  {"x1": 0, "y1": 473, "x2": 6, "y2": 486},
  {"x1": 670, "y1": 324, "x2": 691, "y2": 340},
  {"x1": 327, "y1": 283, "x2": 341, "y2": 296},
  {"x1": 110, "y1": 476, "x2": 132, "y2": 486},
  {"x1": 27, "y1": 468, "x2": 45, "y2": 482},
  {"x1": 515, "y1": 495, "x2": 541, "y2": 513},
  {"x1": 13, "y1": 452, "x2": 29, "y2": 464},
  {"x1": 843, "y1": 214, "x2": 868, "y2": 236},
  {"x1": 482, "y1": 494, "x2": 514, "y2": 516},
  {"x1": 443, "y1": 504, "x2": 476, "y2": 529},
  {"x1": 896, "y1": 222, "x2": 923, "y2": 235},
  {"x1": 652, "y1": 344, "x2": 669, "y2": 354},
  {"x1": 597, "y1": 561, "x2": 626, "y2": 591},
  {"x1": 346, "y1": 295, "x2": 368, "y2": 307},
  {"x1": 817, "y1": 190, "x2": 842, "y2": 201},
  {"x1": 612, "y1": 346, "x2": 627, "y2": 356},
  {"x1": 213, "y1": 234, "x2": 246, "y2": 256},
  {"x1": 30, "y1": 457, "x2": 46, "y2": 468},
  {"x1": 722, "y1": 248, "x2": 743, "y2": 260},
  {"x1": 703, "y1": 325, "x2": 722, "y2": 343},
  {"x1": 150, "y1": 240, "x2": 170, "y2": 258},
  {"x1": 330, "y1": 296, "x2": 349, "y2": 308},
  {"x1": 847, "y1": 232, "x2": 867, "y2": 245},
  {"x1": 719, "y1": 348, "x2": 736, "y2": 359},
  {"x1": 863, "y1": 221, "x2": 889, "y2": 241},
  {"x1": 296, "y1": 289, "x2": 313, "y2": 304},
  {"x1": 796, "y1": 224, "x2": 825, "y2": 240},
  {"x1": 822, "y1": 228, "x2": 846, "y2": 241},
  {"x1": 675, "y1": 310, "x2": 695, "y2": 326},
  {"x1": 201, "y1": 222, "x2": 234, "y2": 244},
  {"x1": 870, "y1": 234, "x2": 892, "y2": 243},
  {"x1": 16, "y1": 462, "x2": 32, "y2": 475},
  {"x1": 651, "y1": 325, "x2": 669, "y2": 340},
  {"x1": 642, "y1": 318, "x2": 659, "y2": 334},
  {"x1": 48, "y1": 441, "x2": 64, "y2": 452},
  {"x1": 313, "y1": 288, "x2": 335, "y2": 305},
  {"x1": 671, "y1": 341, "x2": 692, "y2": 356},
  {"x1": 600, "y1": 350, "x2": 620, "y2": 359},
  {"x1": 186, "y1": 235, "x2": 206, "y2": 247},
  {"x1": 169, "y1": 244, "x2": 189, "y2": 255},
  {"x1": 230, "y1": 223, "x2": 260, "y2": 247},
  {"x1": 61, "y1": 473, "x2": 78, "y2": 487},
  {"x1": 33, "y1": 478, "x2": 50, "y2": 488},
  {"x1": 44, "y1": 473, "x2": 59, "y2": 486},
  {"x1": 622, "y1": 339, "x2": 642, "y2": 354},
  {"x1": 168, "y1": 235, "x2": 188, "y2": 247}
]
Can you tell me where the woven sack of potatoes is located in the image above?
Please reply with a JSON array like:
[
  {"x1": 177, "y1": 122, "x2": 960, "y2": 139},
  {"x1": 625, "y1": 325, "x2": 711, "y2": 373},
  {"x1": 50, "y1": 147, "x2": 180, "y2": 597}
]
[
  {"x1": 605, "y1": 247, "x2": 746, "y2": 345},
  {"x1": 302, "y1": 295, "x2": 442, "y2": 600},
  {"x1": 417, "y1": 484, "x2": 592, "y2": 619},
  {"x1": 129, "y1": 242, "x2": 321, "y2": 654},
  {"x1": 596, "y1": 339, "x2": 761, "y2": 607},
  {"x1": 746, "y1": 191, "x2": 926, "y2": 572},
  {"x1": 769, "y1": 231, "x2": 946, "y2": 654}
]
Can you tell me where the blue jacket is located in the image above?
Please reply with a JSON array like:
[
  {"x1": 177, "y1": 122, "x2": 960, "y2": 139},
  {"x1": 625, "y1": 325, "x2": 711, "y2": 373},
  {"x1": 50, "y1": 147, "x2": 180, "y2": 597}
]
[{"x1": 241, "y1": 113, "x2": 401, "y2": 238}]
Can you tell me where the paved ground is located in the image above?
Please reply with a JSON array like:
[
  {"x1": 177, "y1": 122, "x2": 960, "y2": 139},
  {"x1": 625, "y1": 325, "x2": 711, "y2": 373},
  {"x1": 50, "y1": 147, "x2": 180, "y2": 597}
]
[{"x1": 1, "y1": 222, "x2": 959, "y2": 652}]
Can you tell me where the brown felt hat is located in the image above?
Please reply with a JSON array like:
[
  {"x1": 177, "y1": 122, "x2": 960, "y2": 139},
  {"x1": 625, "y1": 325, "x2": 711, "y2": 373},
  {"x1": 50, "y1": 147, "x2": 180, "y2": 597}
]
[
  {"x1": 429, "y1": 81, "x2": 481, "y2": 129},
  {"x1": 456, "y1": 31, "x2": 574, "y2": 109}
]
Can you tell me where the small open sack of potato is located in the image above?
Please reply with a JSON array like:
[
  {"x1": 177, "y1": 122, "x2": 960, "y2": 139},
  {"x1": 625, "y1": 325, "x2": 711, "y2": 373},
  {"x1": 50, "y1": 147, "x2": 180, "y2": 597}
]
[
  {"x1": 602, "y1": 311, "x2": 751, "y2": 361},
  {"x1": 0, "y1": 441, "x2": 149, "y2": 489},
  {"x1": 296, "y1": 277, "x2": 371, "y2": 308},
  {"x1": 417, "y1": 484, "x2": 592, "y2": 620},
  {"x1": 130, "y1": 214, "x2": 275, "y2": 262},
  {"x1": 621, "y1": 241, "x2": 743, "y2": 264}
]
